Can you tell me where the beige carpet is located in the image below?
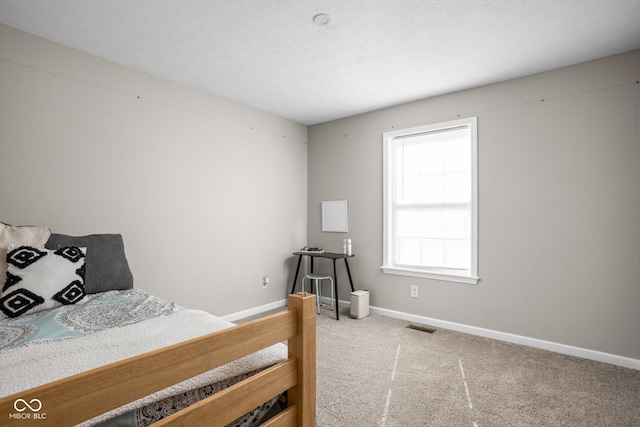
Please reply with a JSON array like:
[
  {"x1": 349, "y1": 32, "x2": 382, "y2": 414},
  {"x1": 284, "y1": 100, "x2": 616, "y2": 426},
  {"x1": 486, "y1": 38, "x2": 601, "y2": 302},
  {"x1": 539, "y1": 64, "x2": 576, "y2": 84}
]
[{"x1": 241, "y1": 306, "x2": 640, "y2": 426}]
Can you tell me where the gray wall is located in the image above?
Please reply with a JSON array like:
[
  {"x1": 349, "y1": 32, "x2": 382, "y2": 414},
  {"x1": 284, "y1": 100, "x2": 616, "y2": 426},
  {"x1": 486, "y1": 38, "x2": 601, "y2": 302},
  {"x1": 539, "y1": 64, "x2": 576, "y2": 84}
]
[
  {"x1": 0, "y1": 24, "x2": 308, "y2": 316},
  {"x1": 308, "y1": 50, "x2": 640, "y2": 360}
]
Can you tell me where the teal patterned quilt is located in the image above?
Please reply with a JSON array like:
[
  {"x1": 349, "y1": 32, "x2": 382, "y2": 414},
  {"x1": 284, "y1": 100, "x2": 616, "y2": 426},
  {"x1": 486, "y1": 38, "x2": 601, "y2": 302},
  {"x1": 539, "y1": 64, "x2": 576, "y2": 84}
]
[{"x1": 0, "y1": 289, "x2": 179, "y2": 351}]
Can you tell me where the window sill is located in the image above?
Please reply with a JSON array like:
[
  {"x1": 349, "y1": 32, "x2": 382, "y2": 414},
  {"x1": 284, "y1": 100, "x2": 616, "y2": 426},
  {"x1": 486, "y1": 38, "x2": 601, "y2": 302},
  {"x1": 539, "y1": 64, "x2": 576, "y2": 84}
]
[{"x1": 381, "y1": 266, "x2": 479, "y2": 285}]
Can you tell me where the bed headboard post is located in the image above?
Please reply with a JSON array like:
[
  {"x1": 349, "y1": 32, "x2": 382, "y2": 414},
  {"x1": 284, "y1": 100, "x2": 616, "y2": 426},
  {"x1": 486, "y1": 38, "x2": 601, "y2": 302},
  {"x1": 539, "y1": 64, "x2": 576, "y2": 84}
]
[{"x1": 287, "y1": 292, "x2": 317, "y2": 426}]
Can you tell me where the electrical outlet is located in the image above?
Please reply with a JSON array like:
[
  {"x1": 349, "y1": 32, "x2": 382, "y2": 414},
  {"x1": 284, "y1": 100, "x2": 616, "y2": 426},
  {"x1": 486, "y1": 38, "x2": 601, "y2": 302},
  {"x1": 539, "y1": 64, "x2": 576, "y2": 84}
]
[
  {"x1": 411, "y1": 285, "x2": 419, "y2": 298},
  {"x1": 262, "y1": 276, "x2": 269, "y2": 289}
]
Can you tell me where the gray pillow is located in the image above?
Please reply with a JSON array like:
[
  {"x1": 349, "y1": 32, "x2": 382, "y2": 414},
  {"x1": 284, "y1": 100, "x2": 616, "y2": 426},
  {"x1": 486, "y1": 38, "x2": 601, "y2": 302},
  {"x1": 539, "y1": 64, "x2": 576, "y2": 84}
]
[{"x1": 45, "y1": 233, "x2": 133, "y2": 294}]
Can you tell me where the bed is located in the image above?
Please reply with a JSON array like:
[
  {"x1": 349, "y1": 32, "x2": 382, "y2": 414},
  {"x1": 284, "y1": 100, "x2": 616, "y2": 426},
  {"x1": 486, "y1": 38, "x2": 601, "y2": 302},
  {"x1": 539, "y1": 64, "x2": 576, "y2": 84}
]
[{"x1": 0, "y1": 223, "x2": 316, "y2": 426}]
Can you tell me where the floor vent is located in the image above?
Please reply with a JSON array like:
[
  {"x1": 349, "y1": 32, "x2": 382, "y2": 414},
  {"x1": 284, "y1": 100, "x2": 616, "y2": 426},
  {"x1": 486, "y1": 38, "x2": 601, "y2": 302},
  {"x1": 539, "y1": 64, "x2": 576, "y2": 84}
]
[{"x1": 406, "y1": 323, "x2": 437, "y2": 334}]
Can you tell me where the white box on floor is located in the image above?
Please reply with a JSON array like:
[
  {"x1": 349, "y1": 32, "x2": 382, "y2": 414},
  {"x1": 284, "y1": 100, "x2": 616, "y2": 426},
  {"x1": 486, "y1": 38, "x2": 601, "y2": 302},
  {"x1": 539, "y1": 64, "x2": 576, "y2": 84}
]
[{"x1": 350, "y1": 290, "x2": 369, "y2": 319}]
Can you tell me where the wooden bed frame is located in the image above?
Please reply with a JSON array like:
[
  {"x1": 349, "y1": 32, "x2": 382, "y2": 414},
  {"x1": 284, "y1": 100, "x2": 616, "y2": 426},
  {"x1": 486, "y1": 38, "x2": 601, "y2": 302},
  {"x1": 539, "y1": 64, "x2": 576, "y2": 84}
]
[{"x1": 0, "y1": 292, "x2": 317, "y2": 427}]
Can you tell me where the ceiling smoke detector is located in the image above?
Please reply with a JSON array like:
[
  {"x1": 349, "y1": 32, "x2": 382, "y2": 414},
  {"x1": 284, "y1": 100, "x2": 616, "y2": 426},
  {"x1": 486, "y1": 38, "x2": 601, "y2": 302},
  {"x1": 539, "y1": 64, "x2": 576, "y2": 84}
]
[{"x1": 313, "y1": 13, "x2": 331, "y2": 26}]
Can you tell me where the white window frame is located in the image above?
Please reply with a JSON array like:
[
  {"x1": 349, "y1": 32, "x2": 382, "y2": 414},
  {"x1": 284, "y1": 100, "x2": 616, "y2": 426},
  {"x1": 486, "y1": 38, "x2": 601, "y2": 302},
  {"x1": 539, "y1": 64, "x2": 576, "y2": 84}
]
[{"x1": 382, "y1": 117, "x2": 479, "y2": 285}]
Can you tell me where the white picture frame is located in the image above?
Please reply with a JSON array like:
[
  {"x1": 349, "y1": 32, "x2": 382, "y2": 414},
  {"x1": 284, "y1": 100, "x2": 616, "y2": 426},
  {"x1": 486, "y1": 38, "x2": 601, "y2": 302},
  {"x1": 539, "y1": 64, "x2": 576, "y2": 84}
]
[{"x1": 322, "y1": 200, "x2": 348, "y2": 232}]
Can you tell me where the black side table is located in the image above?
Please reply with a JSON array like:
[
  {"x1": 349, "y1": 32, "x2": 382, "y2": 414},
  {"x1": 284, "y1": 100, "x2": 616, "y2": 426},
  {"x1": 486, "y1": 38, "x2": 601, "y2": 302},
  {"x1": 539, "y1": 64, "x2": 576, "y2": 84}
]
[{"x1": 290, "y1": 251, "x2": 355, "y2": 320}]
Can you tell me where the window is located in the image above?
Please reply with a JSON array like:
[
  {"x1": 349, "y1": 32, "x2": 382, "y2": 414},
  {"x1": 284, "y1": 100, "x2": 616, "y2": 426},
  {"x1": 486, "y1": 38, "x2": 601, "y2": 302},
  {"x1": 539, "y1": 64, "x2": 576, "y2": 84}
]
[{"x1": 382, "y1": 117, "x2": 478, "y2": 284}]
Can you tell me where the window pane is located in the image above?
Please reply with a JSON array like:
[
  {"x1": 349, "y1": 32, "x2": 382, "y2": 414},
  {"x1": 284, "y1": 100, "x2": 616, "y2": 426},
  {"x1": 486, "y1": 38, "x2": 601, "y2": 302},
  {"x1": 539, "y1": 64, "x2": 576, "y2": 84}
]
[
  {"x1": 443, "y1": 171, "x2": 470, "y2": 203},
  {"x1": 402, "y1": 140, "x2": 420, "y2": 176},
  {"x1": 420, "y1": 238, "x2": 444, "y2": 267},
  {"x1": 401, "y1": 176, "x2": 420, "y2": 203},
  {"x1": 443, "y1": 130, "x2": 470, "y2": 172},
  {"x1": 419, "y1": 174, "x2": 443, "y2": 204},
  {"x1": 419, "y1": 138, "x2": 443, "y2": 174},
  {"x1": 444, "y1": 239, "x2": 469, "y2": 270},
  {"x1": 396, "y1": 208, "x2": 419, "y2": 235},
  {"x1": 419, "y1": 209, "x2": 443, "y2": 238},
  {"x1": 442, "y1": 207, "x2": 470, "y2": 240},
  {"x1": 397, "y1": 237, "x2": 420, "y2": 265}
]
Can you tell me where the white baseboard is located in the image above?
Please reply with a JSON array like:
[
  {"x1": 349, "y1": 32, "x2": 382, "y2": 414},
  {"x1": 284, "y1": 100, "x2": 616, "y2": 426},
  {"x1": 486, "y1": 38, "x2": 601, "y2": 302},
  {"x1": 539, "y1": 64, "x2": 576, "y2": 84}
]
[
  {"x1": 227, "y1": 296, "x2": 640, "y2": 371},
  {"x1": 220, "y1": 298, "x2": 287, "y2": 322}
]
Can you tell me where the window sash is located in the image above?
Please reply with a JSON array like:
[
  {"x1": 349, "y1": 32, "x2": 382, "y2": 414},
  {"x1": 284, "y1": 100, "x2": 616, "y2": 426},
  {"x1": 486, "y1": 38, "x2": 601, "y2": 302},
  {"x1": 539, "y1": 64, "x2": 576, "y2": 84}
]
[{"x1": 393, "y1": 203, "x2": 471, "y2": 270}]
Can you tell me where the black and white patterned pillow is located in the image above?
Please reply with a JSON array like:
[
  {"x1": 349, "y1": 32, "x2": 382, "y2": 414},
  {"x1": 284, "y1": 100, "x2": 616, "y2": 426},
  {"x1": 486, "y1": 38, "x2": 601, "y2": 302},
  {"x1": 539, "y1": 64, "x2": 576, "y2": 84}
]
[{"x1": 0, "y1": 246, "x2": 87, "y2": 318}]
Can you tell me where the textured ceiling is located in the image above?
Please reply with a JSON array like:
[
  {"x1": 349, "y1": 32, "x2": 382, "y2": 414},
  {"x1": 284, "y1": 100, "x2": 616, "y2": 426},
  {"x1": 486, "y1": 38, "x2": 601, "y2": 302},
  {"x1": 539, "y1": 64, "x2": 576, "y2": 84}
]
[{"x1": 1, "y1": 0, "x2": 639, "y2": 125}]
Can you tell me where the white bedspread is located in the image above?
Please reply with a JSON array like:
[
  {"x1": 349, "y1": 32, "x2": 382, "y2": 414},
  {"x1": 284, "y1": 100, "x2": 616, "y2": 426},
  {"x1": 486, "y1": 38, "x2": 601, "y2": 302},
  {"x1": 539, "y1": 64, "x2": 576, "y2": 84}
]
[{"x1": 0, "y1": 309, "x2": 287, "y2": 425}]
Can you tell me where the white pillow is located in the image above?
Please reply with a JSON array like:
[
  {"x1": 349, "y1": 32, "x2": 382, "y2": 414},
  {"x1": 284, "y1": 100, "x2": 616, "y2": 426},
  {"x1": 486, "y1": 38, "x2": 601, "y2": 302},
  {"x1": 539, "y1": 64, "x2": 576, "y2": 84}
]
[
  {"x1": 0, "y1": 223, "x2": 51, "y2": 287},
  {"x1": 0, "y1": 246, "x2": 87, "y2": 318}
]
